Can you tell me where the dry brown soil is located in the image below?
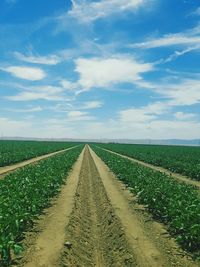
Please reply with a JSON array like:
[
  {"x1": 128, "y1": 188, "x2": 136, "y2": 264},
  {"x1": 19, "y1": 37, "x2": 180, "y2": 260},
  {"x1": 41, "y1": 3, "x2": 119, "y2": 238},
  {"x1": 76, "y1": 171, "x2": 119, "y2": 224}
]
[{"x1": 14, "y1": 145, "x2": 199, "y2": 267}]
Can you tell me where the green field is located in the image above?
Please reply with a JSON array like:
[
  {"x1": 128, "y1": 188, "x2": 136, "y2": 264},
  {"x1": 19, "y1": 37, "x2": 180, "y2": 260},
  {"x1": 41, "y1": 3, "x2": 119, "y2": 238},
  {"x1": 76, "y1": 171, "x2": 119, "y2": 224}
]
[
  {"x1": 0, "y1": 145, "x2": 83, "y2": 265},
  {"x1": 97, "y1": 143, "x2": 200, "y2": 181},
  {"x1": 91, "y1": 145, "x2": 200, "y2": 258},
  {"x1": 0, "y1": 140, "x2": 79, "y2": 167}
]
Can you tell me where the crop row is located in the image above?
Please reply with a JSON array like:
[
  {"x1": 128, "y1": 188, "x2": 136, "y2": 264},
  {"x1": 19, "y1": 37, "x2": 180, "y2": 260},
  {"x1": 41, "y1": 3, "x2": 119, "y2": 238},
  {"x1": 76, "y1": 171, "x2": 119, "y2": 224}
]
[
  {"x1": 97, "y1": 143, "x2": 200, "y2": 181},
  {"x1": 0, "y1": 140, "x2": 79, "y2": 167},
  {"x1": 91, "y1": 145, "x2": 200, "y2": 258},
  {"x1": 0, "y1": 145, "x2": 83, "y2": 266}
]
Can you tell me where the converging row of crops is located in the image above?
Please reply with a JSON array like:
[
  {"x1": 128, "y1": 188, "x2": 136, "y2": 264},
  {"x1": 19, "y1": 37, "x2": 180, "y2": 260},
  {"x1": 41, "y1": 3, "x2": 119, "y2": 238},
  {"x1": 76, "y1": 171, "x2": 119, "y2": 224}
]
[
  {"x1": 0, "y1": 145, "x2": 83, "y2": 266},
  {"x1": 97, "y1": 143, "x2": 200, "y2": 181},
  {"x1": 0, "y1": 140, "x2": 79, "y2": 167},
  {"x1": 91, "y1": 145, "x2": 200, "y2": 259}
]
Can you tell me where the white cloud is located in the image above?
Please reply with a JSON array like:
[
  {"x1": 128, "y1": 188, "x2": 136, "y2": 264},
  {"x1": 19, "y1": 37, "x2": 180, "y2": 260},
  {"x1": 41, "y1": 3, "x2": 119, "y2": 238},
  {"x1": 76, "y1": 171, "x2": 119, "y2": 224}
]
[
  {"x1": 81, "y1": 101, "x2": 103, "y2": 109},
  {"x1": 6, "y1": 86, "x2": 64, "y2": 101},
  {"x1": 132, "y1": 35, "x2": 200, "y2": 49},
  {"x1": 1, "y1": 66, "x2": 46, "y2": 81},
  {"x1": 119, "y1": 102, "x2": 168, "y2": 123},
  {"x1": 159, "y1": 79, "x2": 200, "y2": 106},
  {"x1": 131, "y1": 24, "x2": 200, "y2": 50},
  {"x1": 69, "y1": 0, "x2": 147, "y2": 23},
  {"x1": 4, "y1": 106, "x2": 43, "y2": 113},
  {"x1": 67, "y1": 110, "x2": 95, "y2": 121},
  {"x1": 75, "y1": 56, "x2": 153, "y2": 91},
  {"x1": 119, "y1": 108, "x2": 156, "y2": 123},
  {"x1": 14, "y1": 52, "x2": 61, "y2": 65},
  {"x1": 161, "y1": 46, "x2": 200, "y2": 63},
  {"x1": 174, "y1": 112, "x2": 196, "y2": 120},
  {"x1": 68, "y1": 110, "x2": 87, "y2": 118},
  {"x1": 0, "y1": 117, "x2": 32, "y2": 137},
  {"x1": 60, "y1": 80, "x2": 78, "y2": 90},
  {"x1": 1, "y1": 110, "x2": 200, "y2": 139},
  {"x1": 135, "y1": 77, "x2": 200, "y2": 107}
]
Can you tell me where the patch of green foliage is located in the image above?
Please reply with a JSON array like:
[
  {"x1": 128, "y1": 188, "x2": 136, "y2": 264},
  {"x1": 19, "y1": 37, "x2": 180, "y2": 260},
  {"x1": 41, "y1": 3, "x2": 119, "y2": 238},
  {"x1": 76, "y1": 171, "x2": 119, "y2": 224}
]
[
  {"x1": 0, "y1": 140, "x2": 79, "y2": 167},
  {"x1": 0, "y1": 145, "x2": 83, "y2": 266},
  {"x1": 97, "y1": 143, "x2": 200, "y2": 181},
  {"x1": 92, "y1": 145, "x2": 200, "y2": 258}
]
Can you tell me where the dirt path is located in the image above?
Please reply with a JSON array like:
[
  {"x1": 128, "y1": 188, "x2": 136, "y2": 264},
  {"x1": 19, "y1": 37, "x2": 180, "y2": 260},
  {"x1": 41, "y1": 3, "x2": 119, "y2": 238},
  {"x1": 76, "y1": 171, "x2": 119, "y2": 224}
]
[
  {"x1": 17, "y1": 147, "x2": 84, "y2": 267},
  {"x1": 89, "y1": 146, "x2": 199, "y2": 267},
  {"x1": 0, "y1": 145, "x2": 78, "y2": 179},
  {"x1": 99, "y1": 147, "x2": 200, "y2": 190},
  {"x1": 61, "y1": 146, "x2": 136, "y2": 267},
  {"x1": 16, "y1": 145, "x2": 199, "y2": 267}
]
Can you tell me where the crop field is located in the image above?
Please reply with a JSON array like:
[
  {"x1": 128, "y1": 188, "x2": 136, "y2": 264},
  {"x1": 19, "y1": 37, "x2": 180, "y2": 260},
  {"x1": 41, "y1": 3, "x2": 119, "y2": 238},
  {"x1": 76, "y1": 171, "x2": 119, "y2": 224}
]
[
  {"x1": 0, "y1": 140, "x2": 79, "y2": 167},
  {"x1": 0, "y1": 144, "x2": 83, "y2": 265},
  {"x1": 91, "y1": 145, "x2": 200, "y2": 257},
  {"x1": 97, "y1": 143, "x2": 200, "y2": 181},
  {"x1": 0, "y1": 141, "x2": 199, "y2": 267}
]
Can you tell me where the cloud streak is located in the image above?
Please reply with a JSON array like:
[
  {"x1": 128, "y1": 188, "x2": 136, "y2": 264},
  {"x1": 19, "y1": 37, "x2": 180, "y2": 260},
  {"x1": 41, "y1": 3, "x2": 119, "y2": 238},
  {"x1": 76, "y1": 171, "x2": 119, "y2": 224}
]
[
  {"x1": 69, "y1": 0, "x2": 147, "y2": 23},
  {"x1": 130, "y1": 25, "x2": 200, "y2": 50},
  {"x1": 14, "y1": 52, "x2": 61, "y2": 65},
  {"x1": 0, "y1": 66, "x2": 46, "y2": 81}
]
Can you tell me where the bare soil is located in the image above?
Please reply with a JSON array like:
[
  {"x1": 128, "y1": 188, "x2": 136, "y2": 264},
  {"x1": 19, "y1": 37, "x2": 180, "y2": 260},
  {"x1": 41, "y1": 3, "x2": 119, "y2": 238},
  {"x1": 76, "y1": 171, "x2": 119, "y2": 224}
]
[
  {"x1": 16, "y1": 148, "x2": 84, "y2": 267},
  {"x1": 15, "y1": 145, "x2": 199, "y2": 267},
  {"x1": 100, "y1": 147, "x2": 200, "y2": 190},
  {"x1": 61, "y1": 146, "x2": 135, "y2": 267},
  {"x1": 0, "y1": 145, "x2": 78, "y2": 179}
]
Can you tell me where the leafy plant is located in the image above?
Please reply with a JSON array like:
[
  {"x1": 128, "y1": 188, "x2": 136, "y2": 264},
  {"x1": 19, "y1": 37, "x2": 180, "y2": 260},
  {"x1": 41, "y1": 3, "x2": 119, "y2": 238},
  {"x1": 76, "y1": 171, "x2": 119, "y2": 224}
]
[
  {"x1": 92, "y1": 145, "x2": 200, "y2": 258},
  {"x1": 97, "y1": 143, "x2": 200, "y2": 181},
  {"x1": 0, "y1": 140, "x2": 80, "y2": 167},
  {"x1": 0, "y1": 146, "x2": 83, "y2": 266}
]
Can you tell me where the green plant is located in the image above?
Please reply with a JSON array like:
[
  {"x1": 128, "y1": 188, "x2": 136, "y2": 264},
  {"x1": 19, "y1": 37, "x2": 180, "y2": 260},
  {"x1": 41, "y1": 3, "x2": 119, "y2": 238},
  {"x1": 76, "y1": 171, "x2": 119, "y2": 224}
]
[
  {"x1": 97, "y1": 143, "x2": 200, "y2": 181},
  {"x1": 91, "y1": 145, "x2": 200, "y2": 258},
  {"x1": 0, "y1": 146, "x2": 83, "y2": 266}
]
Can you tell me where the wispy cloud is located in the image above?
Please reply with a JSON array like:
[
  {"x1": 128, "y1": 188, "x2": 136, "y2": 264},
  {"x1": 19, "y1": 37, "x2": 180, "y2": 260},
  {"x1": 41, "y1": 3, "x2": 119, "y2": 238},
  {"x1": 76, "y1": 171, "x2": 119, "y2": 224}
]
[
  {"x1": 67, "y1": 110, "x2": 95, "y2": 121},
  {"x1": 60, "y1": 80, "x2": 78, "y2": 90},
  {"x1": 190, "y1": 6, "x2": 200, "y2": 16},
  {"x1": 174, "y1": 112, "x2": 196, "y2": 120},
  {"x1": 4, "y1": 106, "x2": 43, "y2": 113},
  {"x1": 137, "y1": 77, "x2": 200, "y2": 106},
  {"x1": 0, "y1": 66, "x2": 46, "y2": 81},
  {"x1": 130, "y1": 25, "x2": 200, "y2": 49},
  {"x1": 5, "y1": 0, "x2": 18, "y2": 5},
  {"x1": 69, "y1": 0, "x2": 147, "y2": 23},
  {"x1": 81, "y1": 101, "x2": 103, "y2": 109},
  {"x1": 161, "y1": 45, "x2": 200, "y2": 63},
  {"x1": 119, "y1": 101, "x2": 168, "y2": 123},
  {"x1": 14, "y1": 52, "x2": 61, "y2": 65},
  {"x1": 5, "y1": 86, "x2": 65, "y2": 101}
]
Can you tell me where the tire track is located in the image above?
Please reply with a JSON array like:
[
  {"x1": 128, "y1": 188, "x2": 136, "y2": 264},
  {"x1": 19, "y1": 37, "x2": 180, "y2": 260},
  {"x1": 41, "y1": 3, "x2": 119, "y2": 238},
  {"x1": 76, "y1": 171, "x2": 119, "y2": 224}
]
[
  {"x1": 89, "y1": 146, "x2": 199, "y2": 267},
  {"x1": 61, "y1": 146, "x2": 136, "y2": 267},
  {"x1": 18, "y1": 148, "x2": 84, "y2": 267}
]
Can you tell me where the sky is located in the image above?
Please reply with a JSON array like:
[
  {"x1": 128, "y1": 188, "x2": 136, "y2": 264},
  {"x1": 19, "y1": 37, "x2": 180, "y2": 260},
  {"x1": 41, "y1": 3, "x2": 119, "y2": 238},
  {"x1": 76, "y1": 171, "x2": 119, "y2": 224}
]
[{"x1": 0, "y1": 0, "x2": 200, "y2": 139}]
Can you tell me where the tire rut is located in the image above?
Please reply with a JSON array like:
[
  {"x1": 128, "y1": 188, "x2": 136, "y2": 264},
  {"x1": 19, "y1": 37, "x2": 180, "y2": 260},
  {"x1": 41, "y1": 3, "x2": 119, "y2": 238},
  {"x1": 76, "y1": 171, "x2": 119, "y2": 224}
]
[{"x1": 61, "y1": 146, "x2": 136, "y2": 267}]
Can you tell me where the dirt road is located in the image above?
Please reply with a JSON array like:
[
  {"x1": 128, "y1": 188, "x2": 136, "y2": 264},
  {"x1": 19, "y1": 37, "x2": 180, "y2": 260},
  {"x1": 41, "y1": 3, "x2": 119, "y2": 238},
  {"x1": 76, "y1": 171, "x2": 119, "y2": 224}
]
[
  {"x1": 0, "y1": 145, "x2": 78, "y2": 179},
  {"x1": 100, "y1": 147, "x2": 200, "y2": 190},
  {"x1": 17, "y1": 145, "x2": 199, "y2": 267}
]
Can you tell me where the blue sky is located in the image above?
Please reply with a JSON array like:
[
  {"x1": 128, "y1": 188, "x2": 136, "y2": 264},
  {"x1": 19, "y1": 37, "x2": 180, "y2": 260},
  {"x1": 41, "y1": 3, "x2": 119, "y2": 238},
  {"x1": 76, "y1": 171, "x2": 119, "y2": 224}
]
[{"x1": 0, "y1": 0, "x2": 200, "y2": 139}]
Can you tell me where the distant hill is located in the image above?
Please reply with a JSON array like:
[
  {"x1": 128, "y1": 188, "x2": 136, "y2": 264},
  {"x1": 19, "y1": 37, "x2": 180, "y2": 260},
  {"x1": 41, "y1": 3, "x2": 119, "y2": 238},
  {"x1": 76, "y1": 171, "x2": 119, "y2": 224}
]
[{"x1": 0, "y1": 137, "x2": 199, "y2": 146}]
